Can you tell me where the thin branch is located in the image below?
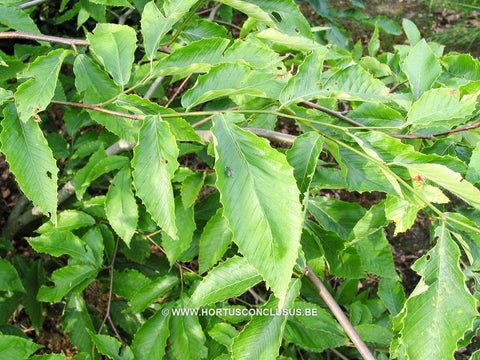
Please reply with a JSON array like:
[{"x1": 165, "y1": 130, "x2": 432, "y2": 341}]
[
  {"x1": 390, "y1": 121, "x2": 480, "y2": 139},
  {"x1": 208, "y1": 3, "x2": 222, "y2": 21},
  {"x1": 301, "y1": 101, "x2": 367, "y2": 128},
  {"x1": 302, "y1": 100, "x2": 480, "y2": 140},
  {"x1": 118, "y1": 8, "x2": 134, "y2": 25},
  {"x1": 50, "y1": 100, "x2": 145, "y2": 121},
  {"x1": 144, "y1": 76, "x2": 165, "y2": 100},
  {"x1": 166, "y1": 74, "x2": 192, "y2": 108},
  {"x1": 1, "y1": 31, "x2": 172, "y2": 54},
  {"x1": 0, "y1": 31, "x2": 89, "y2": 49},
  {"x1": 166, "y1": 0, "x2": 205, "y2": 46},
  {"x1": 214, "y1": 19, "x2": 243, "y2": 31},
  {"x1": 305, "y1": 265, "x2": 376, "y2": 360},
  {"x1": 330, "y1": 348, "x2": 350, "y2": 360},
  {"x1": 16, "y1": 0, "x2": 47, "y2": 9},
  {"x1": 98, "y1": 237, "x2": 120, "y2": 335},
  {"x1": 247, "y1": 288, "x2": 267, "y2": 304}
]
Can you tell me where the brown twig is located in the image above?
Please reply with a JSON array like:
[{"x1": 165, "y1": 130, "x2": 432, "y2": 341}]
[
  {"x1": 0, "y1": 31, "x2": 172, "y2": 54},
  {"x1": 50, "y1": 100, "x2": 146, "y2": 121},
  {"x1": 98, "y1": 237, "x2": 123, "y2": 345},
  {"x1": 301, "y1": 101, "x2": 367, "y2": 128},
  {"x1": 305, "y1": 265, "x2": 376, "y2": 360},
  {"x1": 145, "y1": 234, "x2": 196, "y2": 274},
  {"x1": 301, "y1": 100, "x2": 480, "y2": 140},
  {"x1": 166, "y1": 74, "x2": 192, "y2": 108}
]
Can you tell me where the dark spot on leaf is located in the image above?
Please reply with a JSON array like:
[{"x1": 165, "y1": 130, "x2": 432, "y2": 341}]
[
  {"x1": 426, "y1": 255, "x2": 431, "y2": 261},
  {"x1": 271, "y1": 11, "x2": 282, "y2": 23},
  {"x1": 225, "y1": 166, "x2": 234, "y2": 177},
  {"x1": 277, "y1": 66, "x2": 282, "y2": 70},
  {"x1": 294, "y1": 27, "x2": 300, "y2": 33},
  {"x1": 46, "y1": 171, "x2": 52, "y2": 179}
]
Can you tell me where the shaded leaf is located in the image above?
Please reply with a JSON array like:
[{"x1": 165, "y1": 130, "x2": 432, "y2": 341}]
[
  {"x1": 36, "y1": 210, "x2": 95, "y2": 234},
  {"x1": 0, "y1": 335, "x2": 42, "y2": 359},
  {"x1": 198, "y1": 209, "x2": 233, "y2": 274},
  {"x1": 132, "y1": 305, "x2": 171, "y2": 360},
  {"x1": 0, "y1": 104, "x2": 58, "y2": 223},
  {"x1": 0, "y1": 258, "x2": 25, "y2": 292},
  {"x1": 129, "y1": 275, "x2": 179, "y2": 313},
  {"x1": 284, "y1": 300, "x2": 349, "y2": 352},
  {"x1": 62, "y1": 295, "x2": 95, "y2": 353},
  {"x1": 105, "y1": 167, "x2": 138, "y2": 246}
]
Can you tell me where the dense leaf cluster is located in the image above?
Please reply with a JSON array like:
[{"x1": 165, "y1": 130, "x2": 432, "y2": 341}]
[{"x1": 1, "y1": 0, "x2": 480, "y2": 359}]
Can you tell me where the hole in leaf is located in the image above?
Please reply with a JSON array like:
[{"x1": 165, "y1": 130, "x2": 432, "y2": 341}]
[
  {"x1": 271, "y1": 11, "x2": 282, "y2": 23},
  {"x1": 46, "y1": 171, "x2": 53, "y2": 179},
  {"x1": 276, "y1": 66, "x2": 282, "y2": 70},
  {"x1": 426, "y1": 255, "x2": 431, "y2": 261}
]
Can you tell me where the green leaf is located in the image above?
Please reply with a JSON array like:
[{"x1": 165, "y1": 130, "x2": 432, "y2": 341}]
[
  {"x1": 198, "y1": 209, "x2": 233, "y2": 274},
  {"x1": 82, "y1": 227, "x2": 104, "y2": 268},
  {"x1": 223, "y1": 37, "x2": 282, "y2": 69},
  {"x1": 394, "y1": 153, "x2": 480, "y2": 210},
  {"x1": 169, "y1": 298, "x2": 208, "y2": 360},
  {"x1": 0, "y1": 104, "x2": 58, "y2": 223},
  {"x1": 190, "y1": 256, "x2": 262, "y2": 307},
  {"x1": 181, "y1": 171, "x2": 205, "y2": 208},
  {"x1": 182, "y1": 63, "x2": 277, "y2": 109},
  {"x1": 378, "y1": 278, "x2": 405, "y2": 316},
  {"x1": 132, "y1": 305, "x2": 171, "y2": 360},
  {"x1": 74, "y1": 154, "x2": 130, "y2": 200},
  {"x1": 445, "y1": 212, "x2": 480, "y2": 270},
  {"x1": 349, "y1": 203, "x2": 397, "y2": 278},
  {"x1": 402, "y1": 18, "x2": 421, "y2": 46},
  {"x1": 21, "y1": 260, "x2": 44, "y2": 332},
  {"x1": 15, "y1": 49, "x2": 68, "y2": 122},
  {"x1": 87, "y1": 24, "x2": 137, "y2": 86},
  {"x1": 37, "y1": 264, "x2": 98, "y2": 302},
  {"x1": 0, "y1": 4, "x2": 41, "y2": 34},
  {"x1": 88, "y1": 332, "x2": 134, "y2": 360},
  {"x1": 256, "y1": 28, "x2": 320, "y2": 51},
  {"x1": 28, "y1": 231, "x2": 88, "y2": 260},
  {"x1": 153, "y1": 37, "x2": 230, "y2": 77},
  {"x1": 133, "y1": 116, "x2": 178, "y2": 240},
  {"x1": 0, "y1": 335, "x2": 43, "y2": 359},
  {"x1": 286, "y1": 132, "x2": 324, "y2": 197},
  {"x1": 368, "y1": 22, "x2": 380, "y2": 57},
  {"x1": 162, "y1": 195, "x2": 196, "y2": 265},
  {"x1": 217, "y1": 0, "x2": 275, "y2": 28},
  {"x1": 36, "y1": 210, "x2": 95, "y2": 234},
  {"x1": 105, "y1": 167, "x2": 138, "y2": 246},
  {"x1": 141, "y1": 1, "x2": 169, "y2": 60},
  {"x1": 0, "y1": 258, "x2": 25, "y2": 292},
  {"x1": 406, "y1": 88, "x2": 477, "y2": 131},
  {"x1": 402, "y1": 39, "x2": 442, "y2": 100},
  {"x1": 90, "y1": 0, "x2": 132, "y2": 8},
  {"x1": 385, "y1": 195, "x2": 420, "y2": 235},
  {"x1": 322, "y1": 64, "x2": 391, "y2": 101},
  {"x1": 62, "y1": 295, "x2": 95, "y2": 353},
  {"x1": 284, "y1": 300, "x2": 349, "y2": 352},
  {"x1": 305, "y1": 220, "x2": 365, "y2": 278},
  {"x1": 232, "y1": 279, "x2": 300, "y2": 360},
  {"x1": 354, "y1": 324, "x2": 393, "y2": 346},
  {"x1": 73, "y1": 54, "x2": 121, "y2": 104},
  {"x1": 129, "y1": 275, "x2": 179, "y2": 313},
  {"x1": 395, "y1": 225, "x2": 477, "y2": 360},
  {"x1": 208, "y1": 322, "x2": 238, "y2": 350},
  {"x1": 279, "y1": 47, "x2": 328, "y2": 106},
  {"x1": 441, "y1": 53, "x2": 480, "y2": 81},
  {"x1": 308, "y1": 197, "x2": 365, "y2": 239},
  {"x1": 212, "y1": 114, "x2": 303, "y2": 303},
  {"x1": 467, "y1": 142, "x2": 480, "y2": 185}
]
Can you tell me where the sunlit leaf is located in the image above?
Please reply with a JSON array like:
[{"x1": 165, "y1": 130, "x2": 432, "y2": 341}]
[{"x1": 212, "y1": 114, "x2": 303, "y2": 302}]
